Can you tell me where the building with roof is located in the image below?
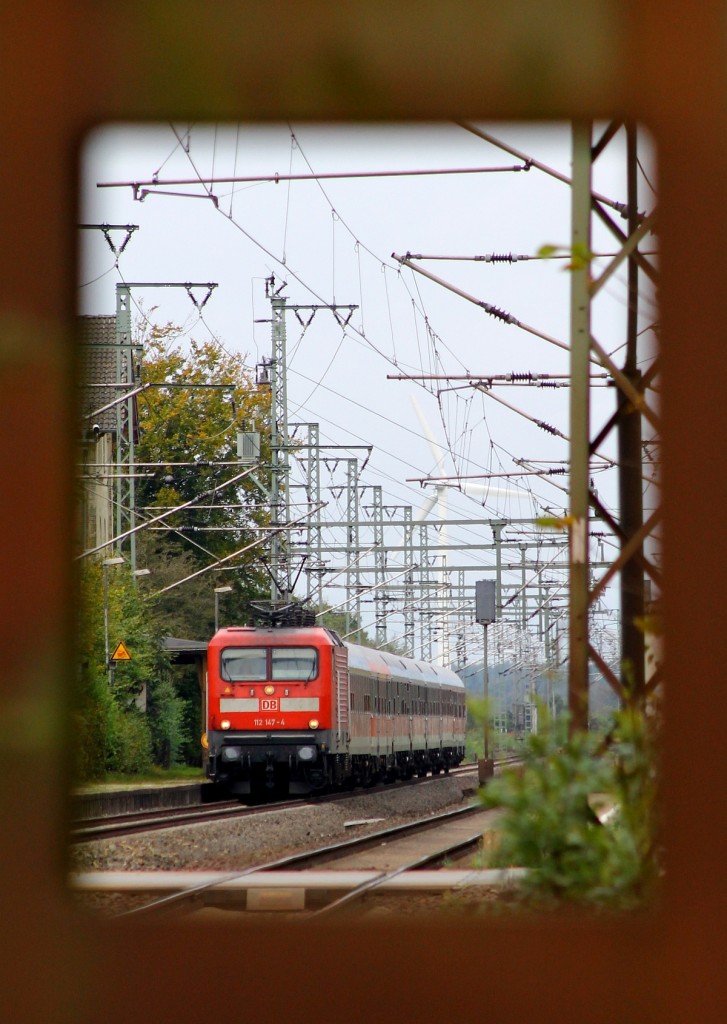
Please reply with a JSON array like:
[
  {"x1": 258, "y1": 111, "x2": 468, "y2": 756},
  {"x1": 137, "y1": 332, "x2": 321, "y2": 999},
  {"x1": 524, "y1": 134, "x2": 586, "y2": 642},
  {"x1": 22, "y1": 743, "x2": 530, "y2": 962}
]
[{"x1": 78, "y1": 314, "x2": 140, "y2": 556}]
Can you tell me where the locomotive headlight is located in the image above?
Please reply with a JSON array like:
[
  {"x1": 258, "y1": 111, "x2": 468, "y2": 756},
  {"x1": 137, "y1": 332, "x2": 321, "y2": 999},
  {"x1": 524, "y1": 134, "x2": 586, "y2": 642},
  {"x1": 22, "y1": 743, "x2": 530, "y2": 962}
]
[
  {"x1": 221, "y1": 720, "x2": 231, "y2": 730},
  {"x1": 308, "y1": 718, "x2": 319, "y2": 730},
  {"x1": 297, "y1": 745, "x2": 317, "y2": 762},
  {"x1": 264, "y1": 685, "x2": 275, "y2": 696}
]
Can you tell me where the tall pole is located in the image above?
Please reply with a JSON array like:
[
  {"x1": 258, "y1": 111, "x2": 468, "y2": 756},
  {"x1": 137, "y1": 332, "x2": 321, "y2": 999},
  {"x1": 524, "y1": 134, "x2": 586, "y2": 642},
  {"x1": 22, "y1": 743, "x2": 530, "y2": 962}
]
[
  {"x1": 568, "y1": 121, "x2": 592, "y2": 734},
  {"x1": 305, "y1": 422, "x2": 322, "y2": 599},
  {"x1": 345, "y1": 458, "x2": 361, "y2": 641},
  {"x1": 265, "y1": 278, "x2": 357, "y2": 604},
  {"x1": 103, "y1": 556, "x2": 123, "y2": 685},
  {"x1": 104, "y1": 562, "x2": 110, "y2": 681},
  {"x1": 269, "y1": 283, "x2": 290, "y2": 600},
  {"x1": 520, "y1": 543, "x2": 527, "y2": 627},
  {"x1": 403, "y1": 506, "x2": 415, "y2": 656},
  {"x1": 491, "y1": 520, "x2": 506, "y2": 616},
  {"x1": 475, "y1": 579, "x2": 496, "y2": 782},
  {"x1": 483, "y1": 623, "x2": 490, "y2": 760},
  {"x1": 112, "y1": 281, "x2": 217, "y2": 572},
  {"x1": 619, "y1": 122, "x2": 646, "y2": 704},
  {"x1": 115, "y1": 284, "x2": 137, "y2": 570},
  {"x1": 418, "y1": 524, "x2": 433, "y2": 662},
  {"x1": 372, "y1": 485, "x2": 387, "y2": 647}
]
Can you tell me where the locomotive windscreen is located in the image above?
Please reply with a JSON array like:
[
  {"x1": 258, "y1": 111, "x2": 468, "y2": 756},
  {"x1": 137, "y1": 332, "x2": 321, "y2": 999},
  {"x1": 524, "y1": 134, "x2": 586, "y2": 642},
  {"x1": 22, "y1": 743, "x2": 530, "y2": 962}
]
[
  {"x1": 221, "y1": 648, "x2": 267, "y2": 681},
  {"x1": 221, "y1": 646, "x2": 318, "y2": 682},
  {"x1": 271, "y1": 648, "x2": 318, "y2": 680}
]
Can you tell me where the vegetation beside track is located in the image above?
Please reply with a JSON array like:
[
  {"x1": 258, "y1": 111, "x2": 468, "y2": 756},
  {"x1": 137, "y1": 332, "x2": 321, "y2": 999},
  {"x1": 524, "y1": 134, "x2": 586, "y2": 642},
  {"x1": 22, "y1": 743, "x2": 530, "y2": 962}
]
[
  {"x1": 76, "y1": 766, "x2": 205, "y2": 792},
  {"x1": 476, "y1": 706, "x2": 661, "y2": 910}
]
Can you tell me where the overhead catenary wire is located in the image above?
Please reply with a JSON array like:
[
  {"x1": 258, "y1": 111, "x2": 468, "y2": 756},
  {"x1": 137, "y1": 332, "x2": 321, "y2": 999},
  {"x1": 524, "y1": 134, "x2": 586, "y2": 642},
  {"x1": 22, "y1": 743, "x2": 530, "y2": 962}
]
[
  {"x1": 286, "y1": 366, "x2": 557, "y2": 519},
  {"x1": 76, "y1": 466, "x2": 257, "y2": 560},
  {"x1": 114, "y1": 121, "x2": 572, "y2": 520},
  {"x1": 85, "y1": 124, "x2": 649, "y2": 657},
  {"x1": 97, "y1": 162, "x2": 532, "y2": 192},
  {"x1": 392, "y1": 252, "x2": 575, "y2": 357},
  {"x1": 400, "y1": 249, "x2": 657, "y2": 263},
  {"x1": 153, "y1": 503, "x2": 327, "y2": 595},
  {"x1": 118, "y1": 123, "x2": 505, "y2": 393},
  {"x1": 455, "y1": 121, "x2": 630, "y2": 216}
]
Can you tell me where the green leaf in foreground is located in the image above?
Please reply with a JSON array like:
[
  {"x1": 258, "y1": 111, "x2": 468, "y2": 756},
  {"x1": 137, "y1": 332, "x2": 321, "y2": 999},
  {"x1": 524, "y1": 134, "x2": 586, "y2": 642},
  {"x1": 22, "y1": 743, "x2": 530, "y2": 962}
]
[{"x1": 480, "y1": 708, "x2": 661, "y2": 910}]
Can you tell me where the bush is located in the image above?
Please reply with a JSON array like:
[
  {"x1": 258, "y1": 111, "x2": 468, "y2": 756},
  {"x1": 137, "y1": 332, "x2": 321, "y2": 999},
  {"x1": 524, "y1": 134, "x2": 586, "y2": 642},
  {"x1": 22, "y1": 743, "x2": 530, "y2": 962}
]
[
  {"x1": 480, "y1": 708, "x2": 661, "y2": 909},
  {"x1": 106, "y1": 708, "x2": 153, "y2": 775},
  {"x1": 74, "y1": 708, "x2": 108, "y2": 781},
  {"x1": 74, "y1": 662, "x2": 116, "y2": 781},
  {"x1": 148, "y1": 676, "x2": 189, "y2": 769}
]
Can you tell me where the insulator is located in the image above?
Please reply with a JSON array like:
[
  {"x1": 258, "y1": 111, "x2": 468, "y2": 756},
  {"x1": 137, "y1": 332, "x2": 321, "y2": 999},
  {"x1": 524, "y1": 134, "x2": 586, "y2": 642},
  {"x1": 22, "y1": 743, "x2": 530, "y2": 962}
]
[
  {"x1": 539, "y1": 381, "x2": 562, "y2": 387},
  {"x1": 485, "y1": 252, "x2": 517, "y2": 263},
  {"x1": 484, "y1": 304, "x2": 516, "y2": 324},
  {"x1": 537, "y1": 420, "x2": 562, "y2": 436},
  {"x1": 510, "y1": 372, "x2": 534, "y2": 382},
  {"x1": 548, "y1": 467, "x2": 568, "y2": 475}
]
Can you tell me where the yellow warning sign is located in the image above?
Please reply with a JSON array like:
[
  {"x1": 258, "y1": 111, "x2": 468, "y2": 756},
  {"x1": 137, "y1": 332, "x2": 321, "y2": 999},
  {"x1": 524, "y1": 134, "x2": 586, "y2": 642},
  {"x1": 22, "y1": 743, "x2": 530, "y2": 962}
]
[{"x1": 111, "y1": 641, "x2": 132, "y2": 661}]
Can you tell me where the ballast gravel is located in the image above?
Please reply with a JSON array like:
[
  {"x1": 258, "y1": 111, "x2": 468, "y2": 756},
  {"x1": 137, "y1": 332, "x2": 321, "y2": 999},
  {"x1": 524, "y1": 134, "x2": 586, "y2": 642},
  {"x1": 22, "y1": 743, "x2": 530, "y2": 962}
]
[{"x1": 71, "y1": 775, "x2": 476, "y2": 875}]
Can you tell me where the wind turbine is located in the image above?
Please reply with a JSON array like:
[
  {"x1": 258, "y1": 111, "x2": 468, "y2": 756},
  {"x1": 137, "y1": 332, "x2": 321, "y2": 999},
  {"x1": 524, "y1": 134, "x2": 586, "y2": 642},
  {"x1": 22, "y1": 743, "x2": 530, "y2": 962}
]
[
  {"x1": 410, "y1": 396, "x2": 457, "y2": 667},
  {"x1": 410, "y1": 395, "x2": 538, "y2": 667},
  {"x1": 410, "y1": 395, "x2": 532, "y2": 523}
]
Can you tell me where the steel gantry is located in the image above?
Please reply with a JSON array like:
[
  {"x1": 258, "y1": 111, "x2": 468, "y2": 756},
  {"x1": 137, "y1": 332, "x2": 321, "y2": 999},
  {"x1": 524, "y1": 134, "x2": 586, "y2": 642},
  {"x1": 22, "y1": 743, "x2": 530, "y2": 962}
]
[
  {"x1": 568, "y1": 121, "x2": 661, "y2": 731},
  {"x1": 104, "y1": 280, "x2": 217, "y2": 571},
  {"x1": 198, "y1": 130, "x2": 659, "y2": 715},
  {"x1": 386, "y1": 122, "x2": 660, "y2": 728},
  {"x1": 260, "y1": 275, "x2": 358, "y2": 602},
  {"x1": 294, "y1": 499, "x2": 611, "y2": 661},
  {"x1": 114, "y1": 284, "x2": 138, "y2": 569}
]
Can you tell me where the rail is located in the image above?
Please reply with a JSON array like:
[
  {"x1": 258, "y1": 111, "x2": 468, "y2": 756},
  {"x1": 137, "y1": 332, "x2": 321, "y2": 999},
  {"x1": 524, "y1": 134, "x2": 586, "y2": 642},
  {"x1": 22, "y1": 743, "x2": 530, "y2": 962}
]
[{"x1": 73, "y1": 801, "x2": 513, "y2": 918}]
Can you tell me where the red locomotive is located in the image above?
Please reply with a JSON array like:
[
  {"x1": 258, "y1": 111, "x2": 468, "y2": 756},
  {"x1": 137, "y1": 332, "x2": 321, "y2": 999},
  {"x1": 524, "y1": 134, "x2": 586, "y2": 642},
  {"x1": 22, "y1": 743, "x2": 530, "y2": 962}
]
[{"x1": 205, "y1": 623, "x2": 466, "y2": 797}]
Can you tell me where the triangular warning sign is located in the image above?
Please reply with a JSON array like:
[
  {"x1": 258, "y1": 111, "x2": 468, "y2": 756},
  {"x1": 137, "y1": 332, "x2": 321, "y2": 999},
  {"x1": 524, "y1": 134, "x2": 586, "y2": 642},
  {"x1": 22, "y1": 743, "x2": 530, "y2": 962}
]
[{"x1": 111, "y1": 641, "x2": 132, "y2": 661}]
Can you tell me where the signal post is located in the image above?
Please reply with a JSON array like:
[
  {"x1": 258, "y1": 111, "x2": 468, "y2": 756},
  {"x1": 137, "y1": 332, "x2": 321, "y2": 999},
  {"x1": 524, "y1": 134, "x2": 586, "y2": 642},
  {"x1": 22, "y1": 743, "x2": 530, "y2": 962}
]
[{"x1": 475, "y1": 578, "x2": 496, "y2": 783}]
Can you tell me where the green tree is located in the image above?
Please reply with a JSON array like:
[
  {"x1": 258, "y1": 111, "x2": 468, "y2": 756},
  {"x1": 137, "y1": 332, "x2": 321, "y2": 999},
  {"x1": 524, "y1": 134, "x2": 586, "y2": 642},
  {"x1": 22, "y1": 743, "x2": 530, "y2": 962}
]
[
  {"x1": 75, "y1": 559, "x2": 168, "y2": 778},
  {"x1": 75, "y1": 325, "x2": 279, "y2": 778},
  {"x1": 133, "y1": 325, "x2": 272, "y2": 635},
  {"x1": 135, "y1": 326, "x2": 271, "y2": 552}
]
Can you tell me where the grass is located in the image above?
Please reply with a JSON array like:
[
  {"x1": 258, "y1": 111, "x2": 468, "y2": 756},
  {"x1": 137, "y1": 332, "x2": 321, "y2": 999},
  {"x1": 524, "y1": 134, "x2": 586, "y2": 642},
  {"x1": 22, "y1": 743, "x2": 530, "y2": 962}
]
[{"x1": 77, "y1": 765, "x2": 205, "y2": 790}]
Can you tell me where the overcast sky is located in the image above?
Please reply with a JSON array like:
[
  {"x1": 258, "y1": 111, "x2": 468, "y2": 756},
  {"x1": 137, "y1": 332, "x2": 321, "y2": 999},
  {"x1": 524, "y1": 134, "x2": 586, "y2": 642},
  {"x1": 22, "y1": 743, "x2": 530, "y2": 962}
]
[{"x1": 78, "y1": 121, "x2": 657, "y2": 663}]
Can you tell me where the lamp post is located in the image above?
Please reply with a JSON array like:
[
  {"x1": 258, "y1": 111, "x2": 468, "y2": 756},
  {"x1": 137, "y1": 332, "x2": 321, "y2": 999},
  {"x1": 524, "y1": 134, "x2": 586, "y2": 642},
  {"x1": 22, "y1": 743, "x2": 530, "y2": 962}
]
[
  {"x1": 214, "y1": 585, "x2": 233, "y2": 632},
  {"x1": 103, "y1": 556, "x2": 124, "y2": 684}
]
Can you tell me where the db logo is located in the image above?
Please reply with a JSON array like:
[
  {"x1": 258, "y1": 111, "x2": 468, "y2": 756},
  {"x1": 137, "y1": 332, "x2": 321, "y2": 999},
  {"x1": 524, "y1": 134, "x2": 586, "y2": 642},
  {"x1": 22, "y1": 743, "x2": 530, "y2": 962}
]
[{"x1": 261, "y1": 699, "x2": 279, "y2": 711}]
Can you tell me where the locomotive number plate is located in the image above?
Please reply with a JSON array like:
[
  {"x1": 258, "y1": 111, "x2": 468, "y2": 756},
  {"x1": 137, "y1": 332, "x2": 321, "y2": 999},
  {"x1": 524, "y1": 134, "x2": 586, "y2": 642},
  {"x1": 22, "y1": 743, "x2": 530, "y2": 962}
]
[{"x1": 261, "y1": 699, "x2": 279, "y2": 711}]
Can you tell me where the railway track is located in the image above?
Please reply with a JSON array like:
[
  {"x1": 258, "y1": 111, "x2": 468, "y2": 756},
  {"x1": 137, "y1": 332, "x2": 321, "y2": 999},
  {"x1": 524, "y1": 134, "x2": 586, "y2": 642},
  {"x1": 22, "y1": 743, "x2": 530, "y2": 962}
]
[
  {"x1": 71, "y1": 800, "x2": 246, "y2": 841},
  {"x1": 71, "y1": 761, "x2": 485, "y2": 843},
  {"x1": 75, "y1": 800, "x2": 518, "y2": 919}
]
